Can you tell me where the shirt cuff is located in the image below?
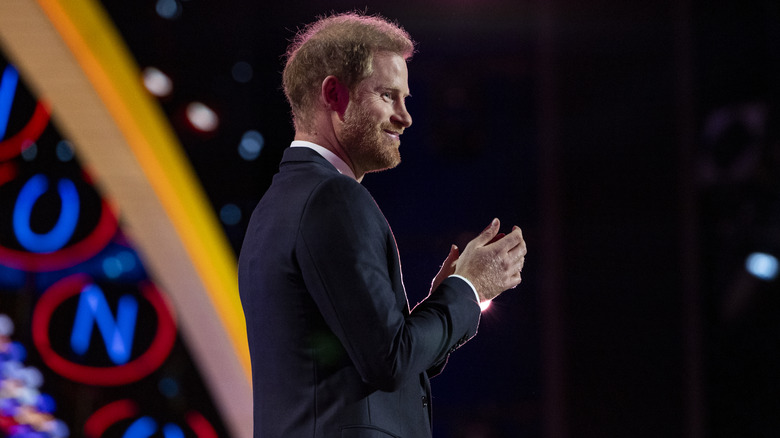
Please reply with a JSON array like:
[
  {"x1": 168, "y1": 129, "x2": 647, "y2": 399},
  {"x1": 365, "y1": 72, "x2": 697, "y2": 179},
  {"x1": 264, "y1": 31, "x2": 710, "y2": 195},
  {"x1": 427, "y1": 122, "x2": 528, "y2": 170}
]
[{"x1": 448, "y1": 275, "x2": 480, "y2": 303}]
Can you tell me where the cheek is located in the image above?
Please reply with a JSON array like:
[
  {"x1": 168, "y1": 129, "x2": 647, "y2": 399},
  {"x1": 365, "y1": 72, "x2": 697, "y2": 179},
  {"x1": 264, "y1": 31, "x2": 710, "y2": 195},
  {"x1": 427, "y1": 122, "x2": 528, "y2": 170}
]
[{"x1": 363, "y1": 101, "x2": 391, "y2": 122}]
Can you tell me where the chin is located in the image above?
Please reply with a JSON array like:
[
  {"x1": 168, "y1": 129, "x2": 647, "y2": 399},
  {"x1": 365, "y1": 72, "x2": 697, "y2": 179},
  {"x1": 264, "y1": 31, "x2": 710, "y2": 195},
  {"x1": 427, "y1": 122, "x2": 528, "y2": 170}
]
[{"x1": 367, "y1": 156, "x2": 401, "y2": 174}]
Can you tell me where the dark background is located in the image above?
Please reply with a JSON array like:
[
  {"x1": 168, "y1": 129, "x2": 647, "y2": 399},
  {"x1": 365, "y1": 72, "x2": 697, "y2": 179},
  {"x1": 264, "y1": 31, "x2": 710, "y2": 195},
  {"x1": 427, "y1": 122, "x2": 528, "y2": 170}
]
[{"x1": 100, "y1": 0, "x2": 780, "y2": 436}]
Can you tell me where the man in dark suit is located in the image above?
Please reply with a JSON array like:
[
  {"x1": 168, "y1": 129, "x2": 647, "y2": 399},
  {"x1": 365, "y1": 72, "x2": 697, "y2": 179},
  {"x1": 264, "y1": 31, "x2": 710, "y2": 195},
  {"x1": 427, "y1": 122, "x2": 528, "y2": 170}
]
[{"x1": 238, "y1": 12, "x2": 527, "y2": 438}]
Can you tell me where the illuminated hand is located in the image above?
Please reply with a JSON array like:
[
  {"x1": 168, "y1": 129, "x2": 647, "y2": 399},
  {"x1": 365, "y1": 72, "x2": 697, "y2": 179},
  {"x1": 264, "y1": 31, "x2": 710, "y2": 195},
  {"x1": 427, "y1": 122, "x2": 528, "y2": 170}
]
[
  {"x1": 430, "y1": 244, "x2": 460, "y2": 293},
  {"x1": 454, "y1": 219, "x2": 527, "y2": 302}
]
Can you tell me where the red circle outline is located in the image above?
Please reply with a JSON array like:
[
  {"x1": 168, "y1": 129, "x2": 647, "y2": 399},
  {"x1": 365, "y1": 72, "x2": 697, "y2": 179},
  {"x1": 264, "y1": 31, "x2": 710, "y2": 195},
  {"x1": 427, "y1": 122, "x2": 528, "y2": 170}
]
[
  {"x1": 0, "y1": 180, "x2": 119, "y2": 272},
  {"x1": 83, "y1": 399, "x2": 139, "y2": 438},
  {"x1": 85, "y1": 399, "x2": 220, "y2": 438},
  {"x1": 186, "y1": 410, "x2": 219, "y2": 438},
  {"x1": 32, "y1": 274, "x2": 177, "y2": 386}
]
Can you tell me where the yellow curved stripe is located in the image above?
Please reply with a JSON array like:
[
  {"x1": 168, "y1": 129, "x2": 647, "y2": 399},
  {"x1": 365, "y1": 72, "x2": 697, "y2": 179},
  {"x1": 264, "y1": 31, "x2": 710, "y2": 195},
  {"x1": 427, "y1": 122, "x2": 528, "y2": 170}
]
[{"x1": 36, "y1": 0, "x2": 251, "y2": 380}]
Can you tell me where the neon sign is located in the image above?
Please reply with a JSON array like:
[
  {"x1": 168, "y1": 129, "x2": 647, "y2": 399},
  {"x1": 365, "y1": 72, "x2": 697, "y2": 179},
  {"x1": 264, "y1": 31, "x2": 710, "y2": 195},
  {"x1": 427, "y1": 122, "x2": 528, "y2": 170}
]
[
  {"x1": 0, "y1": 172, "x2": 119, "y2": 271},
  {"x1": 0, "y1": 65, "x2": 19, "y2": 139},
  {"x1": 0, "y1": 64, "x2": 49, "y2": 162},
  {"x1": 84, "y1": 399, "x2": 218, "y2": 438},
  {"x1": 13, "y1": 174, "x2": 80, "y2": 253},
  {"x1": 32, "y1": 273, "x2": 177, "y2": 385},
  {"x1": 0, "y1": 62, "x2": 118, "y2": 272},
  {"x1": 1, "y1": 50, "x2": 231, "y2": 436},
  {"x1": 70, "y1": 283, "x2": 139, "y2": 365}
]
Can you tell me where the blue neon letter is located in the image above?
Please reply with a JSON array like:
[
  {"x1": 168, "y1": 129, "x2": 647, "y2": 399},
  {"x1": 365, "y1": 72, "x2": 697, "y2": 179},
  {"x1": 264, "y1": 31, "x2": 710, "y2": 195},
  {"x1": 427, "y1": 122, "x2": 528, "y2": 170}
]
[
  {"x1": 122, "y1": 417, "x2": 185, "y2": 438},
  {"x1": 122, "y1": 417, "x2": 157, "y2": 438},
  {"x1": 70, "y1": 284, "x2": 138, "y2": 365},
  {"x1": 0, "y1": 64, "x2": 19, "y2": 140},
  {"x1": 162, "y1": 424, "x2": 185, "y2": 438},
  {"x1": 13, "y1": 174, "x2": 80, "y2": 253}
]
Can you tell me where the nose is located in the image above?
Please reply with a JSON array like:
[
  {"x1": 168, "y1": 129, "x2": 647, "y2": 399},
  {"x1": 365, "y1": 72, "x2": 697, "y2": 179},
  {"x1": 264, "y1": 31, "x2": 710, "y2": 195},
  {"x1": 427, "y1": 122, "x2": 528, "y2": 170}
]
[{"x1": 393, "y1": 101, "x2": 412, "y2": 128}]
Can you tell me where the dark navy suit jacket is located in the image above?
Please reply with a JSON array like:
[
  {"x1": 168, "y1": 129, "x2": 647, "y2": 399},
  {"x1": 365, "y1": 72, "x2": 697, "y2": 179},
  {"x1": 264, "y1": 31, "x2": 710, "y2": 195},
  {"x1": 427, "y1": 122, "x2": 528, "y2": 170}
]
[{"x1": 238, "y1": 147, "x2": 481, "y2": 437}]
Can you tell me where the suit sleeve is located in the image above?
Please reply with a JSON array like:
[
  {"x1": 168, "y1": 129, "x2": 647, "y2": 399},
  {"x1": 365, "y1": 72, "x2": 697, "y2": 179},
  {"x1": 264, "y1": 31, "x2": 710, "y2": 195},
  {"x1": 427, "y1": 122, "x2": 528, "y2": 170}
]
[{"x1": 297, "y1": 177, "x2": 480, "y2": 391}]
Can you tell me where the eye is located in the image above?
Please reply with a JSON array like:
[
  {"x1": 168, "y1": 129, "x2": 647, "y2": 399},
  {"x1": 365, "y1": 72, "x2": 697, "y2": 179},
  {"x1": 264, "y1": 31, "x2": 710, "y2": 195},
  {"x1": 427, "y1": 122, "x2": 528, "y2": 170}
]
[{"x1": 381, "y1": 91, "x2": 393, "y2": 101}]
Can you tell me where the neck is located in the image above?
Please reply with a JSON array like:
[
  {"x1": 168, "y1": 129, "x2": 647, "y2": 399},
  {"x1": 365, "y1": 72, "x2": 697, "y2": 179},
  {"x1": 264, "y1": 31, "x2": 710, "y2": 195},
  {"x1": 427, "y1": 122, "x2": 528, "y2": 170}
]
[{"x1": 294, "y1": 128, "x2": 364, "y2": 181}]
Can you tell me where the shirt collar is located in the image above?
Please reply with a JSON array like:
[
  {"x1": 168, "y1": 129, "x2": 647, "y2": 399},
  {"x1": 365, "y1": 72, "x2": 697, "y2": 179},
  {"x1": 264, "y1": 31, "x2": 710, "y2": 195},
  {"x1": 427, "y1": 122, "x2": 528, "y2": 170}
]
[{"x1": 290, "y1": 140, "x2": 357, "y2": 181}]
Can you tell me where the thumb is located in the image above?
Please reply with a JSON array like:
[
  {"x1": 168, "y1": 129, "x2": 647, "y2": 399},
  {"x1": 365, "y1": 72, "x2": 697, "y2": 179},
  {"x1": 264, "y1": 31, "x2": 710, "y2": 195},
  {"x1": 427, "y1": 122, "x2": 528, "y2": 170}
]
[
  {"x1": 444, "y1": 244, "x2": 460, "y2": 266},
  {"x1": 473, "y1": 218, "x2": 500, "y2": 246}
]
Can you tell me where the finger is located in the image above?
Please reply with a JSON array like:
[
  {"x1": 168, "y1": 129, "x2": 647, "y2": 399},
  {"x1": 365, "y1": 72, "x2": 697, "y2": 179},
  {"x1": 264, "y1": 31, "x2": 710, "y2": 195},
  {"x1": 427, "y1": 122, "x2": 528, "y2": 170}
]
[
  {"x1": 493, "y1": 226, "x2": 524, "y2": 252},
  {"x1": 443, "y1": 244, "x2": 460, "y2": 266},
  {"x1": 431, "y1": 245, "x2": 460, "y2": 292},
  {"x1": 488, "y1": 232, "x2": 506, "y2": 244},
  {"x1": 507, "y1": 235, "x2": 527, "y2": 259},
  {"x1": 509, "y1": 266, "x2": 524, "y2": 288},
  {"x1": 472, "y1": 218, "x2": 501, "y2": 247}
]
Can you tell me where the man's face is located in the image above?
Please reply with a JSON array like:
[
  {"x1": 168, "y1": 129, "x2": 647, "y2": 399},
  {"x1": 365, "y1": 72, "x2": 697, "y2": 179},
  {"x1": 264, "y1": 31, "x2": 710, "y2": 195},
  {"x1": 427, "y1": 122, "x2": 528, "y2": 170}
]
[{"x1": 339, "y1": 52, "x2": 413, "y2": 176}]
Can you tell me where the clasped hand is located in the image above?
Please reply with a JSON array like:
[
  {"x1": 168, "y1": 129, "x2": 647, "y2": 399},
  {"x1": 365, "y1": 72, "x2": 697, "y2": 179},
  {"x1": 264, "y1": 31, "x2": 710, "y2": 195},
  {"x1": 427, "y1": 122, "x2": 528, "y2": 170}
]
[{"x1": 431, "y1": 218, "x2": 527, "y2": 303}]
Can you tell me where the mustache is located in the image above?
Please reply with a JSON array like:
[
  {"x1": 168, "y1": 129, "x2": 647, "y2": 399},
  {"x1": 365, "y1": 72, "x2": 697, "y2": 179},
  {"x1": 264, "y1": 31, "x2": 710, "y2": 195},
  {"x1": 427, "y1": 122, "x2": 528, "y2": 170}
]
[{"x1": 381, "y1": 123, "x2": 405, "y2": 136}]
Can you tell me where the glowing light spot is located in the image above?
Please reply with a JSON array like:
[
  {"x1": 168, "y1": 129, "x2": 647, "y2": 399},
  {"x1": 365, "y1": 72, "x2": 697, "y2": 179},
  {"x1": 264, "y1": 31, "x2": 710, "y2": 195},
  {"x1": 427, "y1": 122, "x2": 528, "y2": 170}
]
[
  {"x1": 36, "y1": 393, "x2": 57, "y2": 414},
  {"x1": 56, "y1": 140, "x2": 75, "y2": 161},
  {"x1": 116, "y1": 250, "x2": 138, "y2": 272},
  {"x1": 143, "y1": 67, "x2": 173, "y2": 97},
  {"x1": 232, "y1": 61, "x2": 253, "y2": 83},
  {"x1": 159, "y1": 377, "x2": 180, "y2": 398},
  {"x1": 0, "y1": 314, "x2": 13, "y2": 336},
  {"x1": 100, "y1": 252, "x2": 137, "y2": 279},
  {"x1": 238, "y1": 130, "x2": 264, "y2": 160},
  {"x1": 480, "y1": 300, "x2": 491, "y2": 312},
  {"x1": 21, "y1": 140, "x2": 37, "y2": 161},
  {"x1": 746, "y1": 252, "x2": 778, "y2": 281},
  {"x1": 19, "y1": 366, "x2": 43, "y2": 388},
  {"x1": 102, "y1": 256, "x2": 123, "y2": 279},
  {"x1": 219, "y1": 204, "x2": 242, "y2": 226},
  {"x1": 155, "y1": 0, "x2": 182, "y2": 20},
  {"x1": 186, "y1": 102, "x2": 219, "y2": 132},
  {"x1": 9, "y1": 341, "x2": 26, "y2": 361},
  {"x1": 50, "y1": 420, "x2": 70, "y2": 437}
]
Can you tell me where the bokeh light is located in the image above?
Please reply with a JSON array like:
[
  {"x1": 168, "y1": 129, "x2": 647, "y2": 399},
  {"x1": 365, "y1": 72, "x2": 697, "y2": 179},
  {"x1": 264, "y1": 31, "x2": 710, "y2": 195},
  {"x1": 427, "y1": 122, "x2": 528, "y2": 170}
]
[
  {"x1": 745, "y1": 252, "x2": 778, "y2": 281},
  {"x1": 238, "y1": 130, "x2": 264, "y2": 161},
  {"x1": 185, "y1": 102, "x2": 219, "y2": 132},
  {"x1": 142, "y1": 67, "x2": 173, "y2": 98}
]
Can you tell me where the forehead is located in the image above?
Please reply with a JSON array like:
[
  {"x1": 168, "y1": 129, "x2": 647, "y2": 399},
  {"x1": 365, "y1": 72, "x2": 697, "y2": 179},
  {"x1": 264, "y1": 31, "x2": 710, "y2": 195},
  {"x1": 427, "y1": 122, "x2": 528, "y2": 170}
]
[{"x1": 360, "y1": 52, "x2": 409, "y2": 91}]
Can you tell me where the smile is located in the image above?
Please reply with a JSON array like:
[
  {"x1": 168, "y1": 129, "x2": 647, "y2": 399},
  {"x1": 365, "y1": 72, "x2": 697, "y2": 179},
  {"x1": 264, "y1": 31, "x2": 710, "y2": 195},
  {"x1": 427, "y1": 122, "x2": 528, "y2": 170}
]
[{"x1": 384, "y1": 130, "x2": 401, "y2": 140}]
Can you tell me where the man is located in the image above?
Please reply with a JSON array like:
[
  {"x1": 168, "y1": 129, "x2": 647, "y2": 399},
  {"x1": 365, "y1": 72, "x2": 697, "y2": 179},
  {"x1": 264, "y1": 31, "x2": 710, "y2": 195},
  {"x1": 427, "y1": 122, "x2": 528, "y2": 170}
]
[{"x1": 238, "y1": 12, "x2": 527, "y2": 438}]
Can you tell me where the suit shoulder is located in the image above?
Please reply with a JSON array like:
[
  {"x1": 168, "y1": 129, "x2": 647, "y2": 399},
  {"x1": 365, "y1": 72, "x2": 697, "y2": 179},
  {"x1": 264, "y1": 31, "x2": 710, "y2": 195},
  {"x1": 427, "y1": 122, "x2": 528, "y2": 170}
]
[
  {"x1": 312, "y1": 173, "x2": 368, "y2": 197},
  {"x1": 302, "y1": 175, "x2": 382, "y2": 229}
]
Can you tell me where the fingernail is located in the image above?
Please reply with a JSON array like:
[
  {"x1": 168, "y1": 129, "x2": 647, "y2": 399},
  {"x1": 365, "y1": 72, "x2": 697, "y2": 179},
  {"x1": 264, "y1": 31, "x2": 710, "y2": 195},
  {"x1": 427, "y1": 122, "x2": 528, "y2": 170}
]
[{"x1": 482, "y1": 219, "x2": 499, "y2": 233}]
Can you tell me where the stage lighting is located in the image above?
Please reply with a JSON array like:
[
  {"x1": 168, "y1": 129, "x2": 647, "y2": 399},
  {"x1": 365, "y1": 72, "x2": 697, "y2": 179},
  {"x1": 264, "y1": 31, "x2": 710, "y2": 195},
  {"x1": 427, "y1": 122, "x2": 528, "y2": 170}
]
[
  {"x1": 56, "y1": 140, "x2": 75, "y2": 162},
  {"x1": 142, "y1": 67, "x2": 173, "y2": 98},
  {"x1": 745, "y1": 252, "x2": 778, "y2": 281},
  {"x1": 238, "y1": 130, "x2": 264, "y2": 161},
  {"x1": 155, "y1": 0, "x2": 182, "y2": 20},
  {"x1": 185, "y1": 102, "x2": 219, "y2": 132},
  {"x1": 219, "y1": 203, "x2": 242, "y2": 226},
  {"x1": 20, "y1": 141, "x2": 37, "y2": 161}
]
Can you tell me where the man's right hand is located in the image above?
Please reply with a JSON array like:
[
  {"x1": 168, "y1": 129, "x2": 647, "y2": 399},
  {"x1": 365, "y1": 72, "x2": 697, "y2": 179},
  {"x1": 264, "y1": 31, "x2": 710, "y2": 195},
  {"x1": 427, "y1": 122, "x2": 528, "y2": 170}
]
[{"x1": 454, "y1": 218, "x2": 527, "y2": 302}]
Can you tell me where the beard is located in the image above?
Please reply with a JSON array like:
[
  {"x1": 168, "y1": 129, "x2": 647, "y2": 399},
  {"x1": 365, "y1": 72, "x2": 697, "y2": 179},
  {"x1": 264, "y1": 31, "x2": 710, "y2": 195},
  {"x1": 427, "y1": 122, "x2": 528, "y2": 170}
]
[{"x1": 340, "y1": 102, "x2": 402, "y2": 175}]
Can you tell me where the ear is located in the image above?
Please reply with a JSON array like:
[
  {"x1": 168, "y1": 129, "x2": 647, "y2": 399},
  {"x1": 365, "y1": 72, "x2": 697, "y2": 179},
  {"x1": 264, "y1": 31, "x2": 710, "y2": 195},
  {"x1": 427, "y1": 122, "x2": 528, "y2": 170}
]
[{"x1": 321, "y1": 75, "x2": 349, "y2": 119}]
